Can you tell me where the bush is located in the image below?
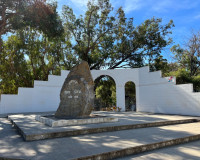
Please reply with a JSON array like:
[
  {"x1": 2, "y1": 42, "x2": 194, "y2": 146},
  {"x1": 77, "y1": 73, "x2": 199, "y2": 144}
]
[
  {"x1": 167, "y1": 68, "x2": 192, "y2": 84},
  {"x1": 167, "y1": 68, "x2": 200, "y2": 92},
  {"x1": 192, "y1": 75, "x2": 200, "y2": 92}
]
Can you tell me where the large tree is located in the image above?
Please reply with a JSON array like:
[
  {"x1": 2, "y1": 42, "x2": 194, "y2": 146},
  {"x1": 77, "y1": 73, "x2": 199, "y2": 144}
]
[
  {"x1": 0, "y1": 0, "x2": 63, "y2": 50},
  {"x1": 0, "y1": 35, "x2": 32, "y2": 94},
  {"x1": 0, "y1": 27, "x2": 77, "y2": 94},
  {"x1": 62, "y1": 0, "x2": 174, "y2": 69},
  {"x1": 0, "y1": 0, "x2": 65, "y2": 94},
  {"x1": 0, "y1": 0, "x2": 175, "y2": 94}
]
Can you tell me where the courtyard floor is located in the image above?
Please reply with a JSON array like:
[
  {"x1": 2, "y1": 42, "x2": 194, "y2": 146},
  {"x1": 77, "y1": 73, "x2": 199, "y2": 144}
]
[{"x1": 0, "y1": 112, "x2": 200, "y2": 160}]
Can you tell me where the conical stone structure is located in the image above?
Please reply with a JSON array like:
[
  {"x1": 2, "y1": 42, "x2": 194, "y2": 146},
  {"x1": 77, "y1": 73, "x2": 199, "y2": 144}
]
[{"x1": 55, "y1": 61, "x2": 94, "y2": 118}]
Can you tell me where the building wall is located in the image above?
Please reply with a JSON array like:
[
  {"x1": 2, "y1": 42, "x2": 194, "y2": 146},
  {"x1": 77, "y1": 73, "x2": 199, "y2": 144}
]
[{"x1": 1, "y1": 66, "x2": 200, "y2": 116}]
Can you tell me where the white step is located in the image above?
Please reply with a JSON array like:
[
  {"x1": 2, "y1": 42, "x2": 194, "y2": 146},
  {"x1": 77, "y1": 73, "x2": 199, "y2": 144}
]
[{"x1": 176, "y1": 84, "x2": 193, "y2": 93}]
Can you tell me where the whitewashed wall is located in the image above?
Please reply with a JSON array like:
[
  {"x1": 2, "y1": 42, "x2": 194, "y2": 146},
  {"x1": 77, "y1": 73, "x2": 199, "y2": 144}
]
[
  {"x1": 137, "y1": 67, "x2": 200, "y2": 116},
  {"x1": 0, "y1": 66, "x2": 200, "y2": 116}
]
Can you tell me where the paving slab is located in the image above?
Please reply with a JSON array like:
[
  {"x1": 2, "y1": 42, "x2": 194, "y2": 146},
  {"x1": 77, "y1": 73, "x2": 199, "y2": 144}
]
[{"x1": 0, "y1": 112, "x2": 200, "y2": 160}]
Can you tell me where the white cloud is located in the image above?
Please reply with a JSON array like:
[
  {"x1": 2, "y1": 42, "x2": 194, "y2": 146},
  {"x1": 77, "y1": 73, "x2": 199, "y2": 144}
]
[
  {"x1": 110, "y1": 0, "x2": 144, "y2": 14},
  {"x1": 59, "y1": 0, "x2": 143, "y2": 15},
  {"x1": 57, "y1": 0, "x2": 200, "y2": 16},
  {"x1": 151, "y1": 0, "x2": 200, "y2": 13},
  {"x1": 151, "y1": 0, "x2": 172, "y2": 12},
  {"x1": 69, "y1": 0, "x2": 88, "y2": 8},
  {"x1": 111, "y1": 0, "x2": 200, "y2": 14},
  {"x1": 57, "y1": 0, "x2": 88, "y2": 14},
  {"x1": 124, "y1": 0, "x2": 142, "y2": 13}
]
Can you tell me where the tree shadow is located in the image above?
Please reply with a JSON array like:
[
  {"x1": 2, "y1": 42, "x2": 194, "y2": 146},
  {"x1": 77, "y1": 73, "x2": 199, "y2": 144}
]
[
  {"x1": 115, "y1": 141, "x2": 200, "y2": 160},
  {"x1": 1, "y1": 115, "x2": 200, "y2": 159}
]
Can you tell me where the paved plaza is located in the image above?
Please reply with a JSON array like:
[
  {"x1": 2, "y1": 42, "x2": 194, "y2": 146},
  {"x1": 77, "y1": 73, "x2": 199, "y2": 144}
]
[{"x1": 0, "y1": 112, "x2": 200, "y2": 160}]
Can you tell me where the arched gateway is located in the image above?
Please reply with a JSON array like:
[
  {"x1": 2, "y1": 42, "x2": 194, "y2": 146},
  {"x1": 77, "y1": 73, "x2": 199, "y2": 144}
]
[{"x1": 1, "y1": 66, "x2": 200, "y2": 116}]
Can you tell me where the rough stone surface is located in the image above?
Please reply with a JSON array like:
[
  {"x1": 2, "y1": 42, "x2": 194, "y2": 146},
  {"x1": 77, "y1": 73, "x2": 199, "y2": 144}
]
[{"x1": 55, "y1": 61, "x2": 94, "y2": 118}]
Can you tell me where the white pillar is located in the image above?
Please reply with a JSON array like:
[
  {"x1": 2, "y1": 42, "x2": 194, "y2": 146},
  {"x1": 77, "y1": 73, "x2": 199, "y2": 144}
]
[
  {"x1": 136, "y1": 86, "x2": 139, "y2": 112},
  {"x1": 0, "y1": 102, "x2": 2, "y2": 114},
  {"x1": 116, "y1": 84, "x2": 125, "y2": 111}
]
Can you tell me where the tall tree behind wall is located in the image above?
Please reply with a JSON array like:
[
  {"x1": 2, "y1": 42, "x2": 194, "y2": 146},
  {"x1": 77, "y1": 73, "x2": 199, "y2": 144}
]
[
  {"x1": 169, "y1": 31, "x2": 200, "y2": 91},
  {"x1": 0, "y1": 28, "x2": 77, "y2": 94},
  {"x1": 171, "y1": 31, "x2": 200, "y2": 77},
  {"x1": 0, "y1": 0, "x2": 174, "y2": 94},
  {"x1": 0, "y1": 0, "x2": 64, "y2": 94},
  {"x1": 62, "y1": 0, "x2": 174, "y2": 69}
]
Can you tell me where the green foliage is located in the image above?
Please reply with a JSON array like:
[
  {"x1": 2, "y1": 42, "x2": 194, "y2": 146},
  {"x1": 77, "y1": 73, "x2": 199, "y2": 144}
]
[
  {"x1": 62, "y1": 0, "x2": 174, "y2": 69},
  {"x1": 20, "y1": 2, "x2": 64, "y2": 38},
  {"x1": 192, "y1": 75, "x2": 200, "y2": 92},
  {"x1": 125, "y1": 82, "x2": 136, "y2": 111},
  {"x1": 0, "y1": 0, "x2": 174, "y2": 96},
  {"x1": 95, "y1": 76, "x2": 116, "y2": 109},
  {"x1": 167, "y1": 69, "x2": 192, "y2": 84},
  {"x1": 169, "y1": 31, "x2": 200, "y2": 92},
  {"x1": 166, "y1": 68, "x2": 200, "y2": 92},
  {"x1": 150, "y1": 55, "x2": 169, "y2": 74},
  {"x1": 171, "y1": 31, "x2": 200, "y2": 76},
  {"x1": 62, "y1": 0, "x2": 117, "y2": 68},
  {"x1": 0, "y1": 35, "x2": 32, "y2": 94},
  {"x1": 0, "y1": 0, "x2": 63, "y2": 42},
  {"x1": 0, "y1": 28, "x2": 77, "y2": 94}
]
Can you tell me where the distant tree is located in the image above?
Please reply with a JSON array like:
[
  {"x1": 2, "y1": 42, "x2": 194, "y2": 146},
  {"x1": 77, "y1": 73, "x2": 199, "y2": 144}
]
[
  {"x1": 166, "y1": 62, "x2": 179, "y2": 72},
  {"x1": 169, "y1": 31, "x2": 200, "y2": 92},
  {"x1": 125, "y1": 81, "x2": 136, "y2": 111},
  {"x1": 95, "y1": 76, "x2": 116, "y2": 109},
  {"x1": 171, "y1": 31, "x2": 200, "y2": 76},
  {"x1": 192, "y1": 75, "x2": 200, "y2": 92},
  {"x1": 150, "y1": 55, "x2": 170, "y2": 75},
  {"x1": 167, "y1": 69, "x2": 192, "y2": 84}
]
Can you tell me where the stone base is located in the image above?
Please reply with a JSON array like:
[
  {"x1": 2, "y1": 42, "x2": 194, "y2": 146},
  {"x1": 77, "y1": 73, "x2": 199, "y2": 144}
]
[{"x1": 35, "y1": 115, "x2": 118, "y2": 127}]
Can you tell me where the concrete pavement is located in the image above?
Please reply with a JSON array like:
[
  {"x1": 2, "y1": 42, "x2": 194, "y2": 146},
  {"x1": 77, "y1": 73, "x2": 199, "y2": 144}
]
[
  {"x1": 117, "y1": 140, "x2": 200, "y2": 160},
  {"x1": 0, "y1": 112, "x2": 200, "y2": 160}
]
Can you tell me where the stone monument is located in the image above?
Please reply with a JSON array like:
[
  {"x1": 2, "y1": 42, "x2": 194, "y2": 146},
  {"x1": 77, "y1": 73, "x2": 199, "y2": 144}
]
[
  {"x1": 55, "y1": 61, "x2": 95, "y2": 118},
  {"x1": 35, "y1": 61, "x2": 118, "y2": 127}
]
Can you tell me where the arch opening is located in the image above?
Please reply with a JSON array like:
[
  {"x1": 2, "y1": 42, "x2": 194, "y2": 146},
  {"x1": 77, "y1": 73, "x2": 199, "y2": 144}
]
[
  {"x1": 94, "y1": 75, "x2": 116, "y2": 111},
  {"x1": 125, "y1": 81, "x2": 136, "y2": 111}
]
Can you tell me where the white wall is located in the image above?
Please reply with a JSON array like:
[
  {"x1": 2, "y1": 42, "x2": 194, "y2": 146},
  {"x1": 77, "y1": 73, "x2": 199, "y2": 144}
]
[
  {"x1": 137, "y1": 67, "x2": 200, "y2": 116},
  {"x1": 1, "y1": 66, "x2": 200, "y2": 116}
]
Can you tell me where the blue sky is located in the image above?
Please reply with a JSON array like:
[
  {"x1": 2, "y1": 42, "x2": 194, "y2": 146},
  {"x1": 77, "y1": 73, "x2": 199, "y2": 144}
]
[{"x1": 57, "y1": 0, "x2": 200, "y2": 61}]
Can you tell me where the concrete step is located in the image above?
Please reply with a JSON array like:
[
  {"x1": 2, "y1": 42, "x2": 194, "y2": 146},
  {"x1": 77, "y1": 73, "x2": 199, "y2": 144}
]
[
  {"x1": 1, "y1": 113, "x2": 200, "y2": 160},
  {"x1": 176, "y1": 83, "x2": 193, "y2": 93},
  {"x1": 75, "y1": 133, "x2": 200, "y2": 160},
  {"x1": 7, "y1": 120, "x2": 200, "y2": 160},
  {"x1": 116, "y1": 140, "x2": 200, "y2": 160},
  {"x1": 8, "y1": 113, "x2": 200, "y2": 141},
  {"x1": 71, "y1": 122, "x2": 200, "y2": 160}
]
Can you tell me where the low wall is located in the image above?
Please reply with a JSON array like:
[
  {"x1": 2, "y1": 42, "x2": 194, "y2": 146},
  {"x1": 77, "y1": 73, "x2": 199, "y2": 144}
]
[{"x1": 0, "y1": 67, "x2": 200, "y2": 116}]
